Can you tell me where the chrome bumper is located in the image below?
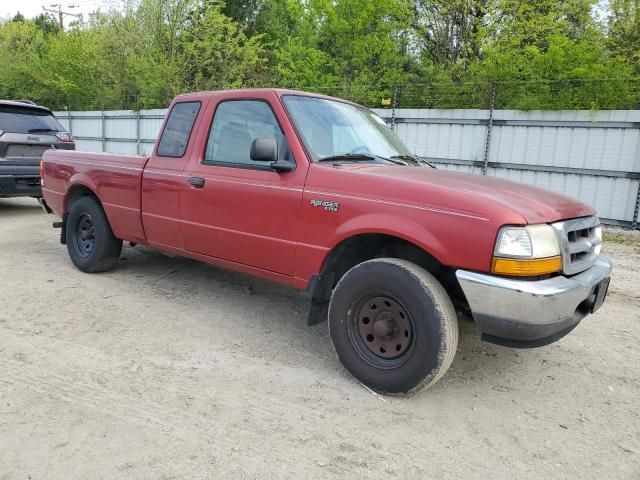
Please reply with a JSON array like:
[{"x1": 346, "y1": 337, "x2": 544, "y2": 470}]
[{"x1": 456, "y1": 256, "x2": 612, "y2": 347}]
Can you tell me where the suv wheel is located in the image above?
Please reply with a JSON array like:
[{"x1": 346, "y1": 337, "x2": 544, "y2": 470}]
[{"x1": 328, "y1": 258, "x2": 458, "y2": 395}]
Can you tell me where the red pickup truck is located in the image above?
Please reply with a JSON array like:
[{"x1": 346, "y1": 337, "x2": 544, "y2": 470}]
[{"x1": 41, "y1": 89, "x2": 612, "y2": 394}]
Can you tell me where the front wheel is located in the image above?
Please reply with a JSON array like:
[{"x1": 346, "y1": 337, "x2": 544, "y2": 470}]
[
  {"x1": 328, "y1": 258, "x2": 458, "y2": 395},
  {"x1": 66, "y1": 196, "x2": 122, "y2": 273}
]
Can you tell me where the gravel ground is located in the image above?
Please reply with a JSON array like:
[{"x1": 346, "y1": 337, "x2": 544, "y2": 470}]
[{"x1": 1, "y1": 197, "x2": 639, "y2": 480}]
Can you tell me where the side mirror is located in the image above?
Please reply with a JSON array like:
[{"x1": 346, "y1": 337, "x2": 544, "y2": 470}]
[
  {"x1": 250, "y1": 138, "x2": 278, "y2": 162},
  {"x1": 250, "y1": 137, "x2": 295, "y2": 173}
]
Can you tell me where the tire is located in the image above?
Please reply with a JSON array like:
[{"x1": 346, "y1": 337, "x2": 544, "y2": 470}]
[
  {"x1": 66, "y1": 196, "x2": 122, "y2": 273},
  {"x1": 328, "y1": 258, "x2": 458, "y2": 395}
]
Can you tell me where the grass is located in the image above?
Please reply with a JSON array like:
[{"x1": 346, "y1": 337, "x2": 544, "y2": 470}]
[
  {"x1": 603, "y1": 232, "x2": 640, "y2": 247},
  {"x1": 603, "y1": 230, "x2": 640, "y2": 254}
]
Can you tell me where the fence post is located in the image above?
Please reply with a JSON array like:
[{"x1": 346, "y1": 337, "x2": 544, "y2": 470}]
[
  {"x1": 482, "y1": 83, "x2": 496, "y2": 175},
  {"x1": 66, "y1": 106, "x2": 73, "y2": 136},
  {"x1": 136, "y1": 97, "x2": 141, "y2": 156},
  {"x1": 100, "y1": 101, "x2": 106, "y2": 153},
  {"x1": 390, "y1": 85, "x2": 398, "y2": 131},
  {"x1": 632, "y1": 182, "x2": 640, "y2": 230},
  {"x1": 632, "y1": 119, "x2": 640, "y2": 230}
]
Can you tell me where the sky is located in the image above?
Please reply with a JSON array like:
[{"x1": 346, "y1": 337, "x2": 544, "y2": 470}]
[
  {"x1": 0, "y1": 0, "x2": 614, "y2": 27},
  {"x1": 0, "y1": 0, "x2": 125, "y2": 25}
]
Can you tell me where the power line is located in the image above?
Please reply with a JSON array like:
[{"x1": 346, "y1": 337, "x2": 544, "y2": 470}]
[{"x1": 42, "y1": 3, "x2": 81, "y2": 29}]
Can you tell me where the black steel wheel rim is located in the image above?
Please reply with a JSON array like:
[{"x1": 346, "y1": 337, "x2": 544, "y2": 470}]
[
  {"x1": 347, "y1": 292, "x2": 416, "y2": 369},
  {"x1": 75, "y1": 213, "x2": 96, "y2": 257}
]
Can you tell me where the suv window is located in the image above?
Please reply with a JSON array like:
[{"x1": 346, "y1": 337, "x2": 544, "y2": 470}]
[
  {"x1": 0, "y1": 105, "x2": 66, "y2": 134},
  {"x1": 204, "y1": 100, "x2": 290, "y2": 167},
  {"x1": 157, "y1": 101, "x2": 201, "y2": 157}
]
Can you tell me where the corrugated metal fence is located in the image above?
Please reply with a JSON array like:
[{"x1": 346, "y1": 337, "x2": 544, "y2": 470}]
[{"x1": 54, "y1": 108, "x2": 640, "y2": 229}]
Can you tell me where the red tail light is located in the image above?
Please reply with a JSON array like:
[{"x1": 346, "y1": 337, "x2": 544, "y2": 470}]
[{"x1": 56, "y1": 132, "x2": 74, "y2": 143}]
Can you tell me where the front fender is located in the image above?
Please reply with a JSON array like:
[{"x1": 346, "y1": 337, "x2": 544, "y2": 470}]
[{"x1": 332, "y1": 212, "x2": 448, "y2": 264}]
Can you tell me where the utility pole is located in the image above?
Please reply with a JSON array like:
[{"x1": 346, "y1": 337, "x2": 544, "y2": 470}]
[{"x1": 42, "y1": 3, "x2": 80, "y2": 29}]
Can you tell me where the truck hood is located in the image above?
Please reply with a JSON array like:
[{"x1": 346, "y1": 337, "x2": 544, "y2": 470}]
[{"x1": 334, "y1": 165, "x2": 595, "y2": 224}]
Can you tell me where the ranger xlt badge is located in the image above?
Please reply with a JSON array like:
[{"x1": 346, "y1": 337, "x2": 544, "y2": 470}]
[{"x1": 311, "y1": 199, "x2": 339, "y2": 212}]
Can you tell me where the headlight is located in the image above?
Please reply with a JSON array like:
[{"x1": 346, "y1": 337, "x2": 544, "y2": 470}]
[
  {"x1": 492, "y1": 225, "x2": 562, "y2": 276},
  {"x1": 495, "y1": 225, "x2": 560, "y2": 258}
]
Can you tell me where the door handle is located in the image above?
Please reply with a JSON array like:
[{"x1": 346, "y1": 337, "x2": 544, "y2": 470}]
[{"x1": 188, "y1": 176, "x2": 205, "y2": 188}]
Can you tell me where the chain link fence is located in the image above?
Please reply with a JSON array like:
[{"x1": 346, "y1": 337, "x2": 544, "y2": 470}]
[{"x1": 47, "y1": 78, "x2": 640, "y2": 112}]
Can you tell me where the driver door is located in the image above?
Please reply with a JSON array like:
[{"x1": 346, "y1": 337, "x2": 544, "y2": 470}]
[{"x1": 179, "y1": 95, "x2": 305, "y2": 276}]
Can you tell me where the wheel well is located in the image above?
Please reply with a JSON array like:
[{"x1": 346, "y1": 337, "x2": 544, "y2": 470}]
[
  {"x1": 65, "y1": 185, "x2": 98, "y2": 213},
  {"x1": 318, "y1": 234, "x2": 443, "y2": 294},
  {"x1": 307, "y1": 234, "x2": 465, "y2": 325}
]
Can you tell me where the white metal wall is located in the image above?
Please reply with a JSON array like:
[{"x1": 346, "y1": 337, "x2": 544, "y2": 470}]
[
  {"x1": 374, "y1": 108, "x2": 640, "y2": 226},
  {"x1": 54, "y1": 109, "x2": 166, "y2": 156},
  {"x1": 54, "y1": 108, "x2": 640, "y2": 227}
]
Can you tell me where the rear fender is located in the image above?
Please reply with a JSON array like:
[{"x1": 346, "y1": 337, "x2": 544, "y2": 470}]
[{"x1": 64, "y1": 173, "x2": 99, "y2": 213}]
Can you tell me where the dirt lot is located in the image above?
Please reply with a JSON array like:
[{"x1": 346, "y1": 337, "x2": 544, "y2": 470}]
[{"x1": 0, "y1": 197, "x2": 639, "y2": 479}]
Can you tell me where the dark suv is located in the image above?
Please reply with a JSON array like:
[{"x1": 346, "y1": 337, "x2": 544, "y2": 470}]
[{"x1": 0, "y1": 100, "x2": 75, "y2": 198}]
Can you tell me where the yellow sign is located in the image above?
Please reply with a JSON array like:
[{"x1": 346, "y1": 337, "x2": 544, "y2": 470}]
[{"x1": 381, "y1": 98, "x2": 391, "y2": 106}]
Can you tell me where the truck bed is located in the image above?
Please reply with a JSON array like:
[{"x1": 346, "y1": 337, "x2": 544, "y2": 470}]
[{"x1": 42, "y1": 150, "x2": 149, "y2": 244}]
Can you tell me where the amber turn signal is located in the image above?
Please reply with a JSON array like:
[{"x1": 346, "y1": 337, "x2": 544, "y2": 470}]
[{"x1": 491, "y1": 256, "x2": 562, "y2": 277}]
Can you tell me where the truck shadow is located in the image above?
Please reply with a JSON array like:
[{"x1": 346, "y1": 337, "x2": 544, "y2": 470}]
[
  {"x1": 0, "y1": 198, "x2": 41, "y2": 217},
  {"x1": 115, "y1": 244, "x2": 539, "y2": 394}
]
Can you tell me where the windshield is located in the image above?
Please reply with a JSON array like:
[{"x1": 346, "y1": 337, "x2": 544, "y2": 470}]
[
  {"x1": 282, "y1": 95, "x2": 413, "y2": 161},
  {"x1": 0, "y1": 105, "x2": 65, "y2": 134}
]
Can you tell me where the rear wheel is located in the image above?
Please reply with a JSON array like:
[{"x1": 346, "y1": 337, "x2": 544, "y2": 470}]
[
  {"x1": 328, "y1": 258, "x2": 458, "y2": 395},
  {"x1": 66, "y1": 196, "x2": 122, "y2": 273}
]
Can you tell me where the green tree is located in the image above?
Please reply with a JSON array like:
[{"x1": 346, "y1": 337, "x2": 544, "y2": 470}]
[
  {"x1": 0, "y1": 20, "x2": 48, "y2": 102},
  {"x1": 608, "y1": 0, "x2": 640, "y2": 74},
  {"x1": 413, "y1": 0, "x2": 488, "y2": 66},
  {"x1": 34, "y1": 13, "x2": 61, "y2": 34},
  {"x1": 274, "y1": 0, "x2": 415, "y2": 104},
  {"x1": 222, "y1": 0, "x2": 262, "y2": 32},
  {"x1": 179, "y1": 2, "x2": 266, "y2": 91},
  {"x1": 272, "y1": 0, "x2": 339, "y2": 89},
  {"x1": 0, "y1": 0, "x2": 637, "y2": 110}
]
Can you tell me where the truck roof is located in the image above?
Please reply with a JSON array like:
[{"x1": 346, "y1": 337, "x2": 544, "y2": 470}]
[{"x1": 173, "y1": 88, "x2": 359, "y2": 107}]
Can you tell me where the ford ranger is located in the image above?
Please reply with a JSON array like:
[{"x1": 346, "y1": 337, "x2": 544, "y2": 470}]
[{"x1": 40, "y1": 89, "x2": 612, "y2": 394}]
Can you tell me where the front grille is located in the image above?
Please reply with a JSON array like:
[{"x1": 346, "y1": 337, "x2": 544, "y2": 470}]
[{"x1": 552, "y1": 216, "x2": 601, "y2": 275}]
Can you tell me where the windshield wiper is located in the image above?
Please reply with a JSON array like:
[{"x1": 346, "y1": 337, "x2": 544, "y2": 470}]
[
  {"x1": 378, "y1": 155, "x2": 409, "y2": 166},
  {"x1": 391, "y1": 154, "x2": 436, "y2": 168},
  {"x1": 318, "y1": 153, "x2": 376, "y2": 163},
  {"x1": 28, "y1": 128, "x2": 58, "y2": 133},
  {"x1": 318, "y1": 153, "x2": 411, "y2": 166}
]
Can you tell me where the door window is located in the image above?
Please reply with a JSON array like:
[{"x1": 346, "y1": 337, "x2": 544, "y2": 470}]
[{"x1": 204, "y1": 100, "x2": 291, "y2": 167}]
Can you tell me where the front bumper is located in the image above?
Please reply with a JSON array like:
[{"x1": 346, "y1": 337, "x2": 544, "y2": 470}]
[{"x1": 456, "y1": 257, "x2": 612, "y2": 348}]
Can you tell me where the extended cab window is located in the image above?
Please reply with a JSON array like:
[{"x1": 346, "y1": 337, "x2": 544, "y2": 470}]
[
  {"x1": 157, "y1": 101, "x2": 201, "y2": 157},
  {"x1": 204, "y1": 100, "x2": 291, "y2": 167}
]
